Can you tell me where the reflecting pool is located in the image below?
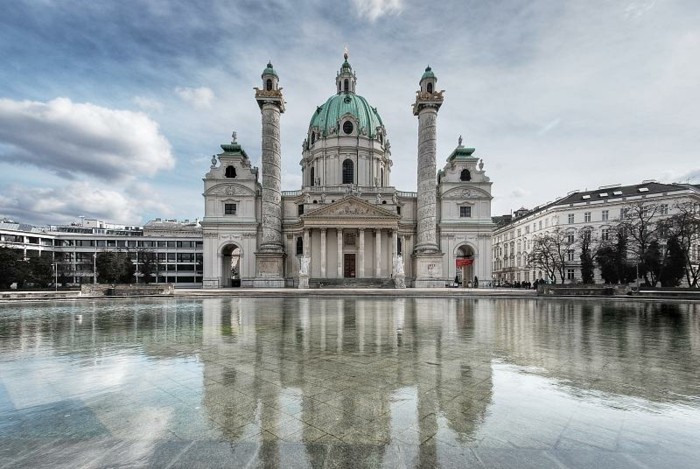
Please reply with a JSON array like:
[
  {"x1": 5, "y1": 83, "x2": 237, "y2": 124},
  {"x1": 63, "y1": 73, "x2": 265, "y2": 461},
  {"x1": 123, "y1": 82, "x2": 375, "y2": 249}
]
[{"x1": 1, "y1": 297, "x2": 699, "y2": 468}]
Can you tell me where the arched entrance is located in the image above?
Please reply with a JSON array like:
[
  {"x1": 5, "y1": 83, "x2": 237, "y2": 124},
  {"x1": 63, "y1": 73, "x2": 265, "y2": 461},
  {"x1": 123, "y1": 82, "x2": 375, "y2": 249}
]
[
  {"x1": 455, "y1": 244, "x2": 476, "y2": 288},
  {"x1": 221, "y1": 244, "x2": 241, "y2": 287}
]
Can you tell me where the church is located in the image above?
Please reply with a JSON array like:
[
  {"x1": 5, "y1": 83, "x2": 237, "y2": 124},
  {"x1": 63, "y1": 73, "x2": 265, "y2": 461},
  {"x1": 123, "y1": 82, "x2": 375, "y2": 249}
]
[{"x1": 201, "y1": 54, "x2": 494, "y2": 288}]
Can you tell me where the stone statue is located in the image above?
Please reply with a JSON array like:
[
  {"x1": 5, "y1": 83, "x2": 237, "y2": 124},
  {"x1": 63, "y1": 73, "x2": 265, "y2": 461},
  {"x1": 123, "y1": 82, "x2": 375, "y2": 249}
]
[
  {"x1": 210, "y1": 155, "x2": 217, "y2": 168},
  {"x1": 479, "y1": 159, "x2": 484, "y2": 171},
  {"x1": 458, "y1": 135, "x2": 463, "y2": 146},
  {"x1": 394, "y1": 255, "x2": 405, "y2": 275},
  {"x1": 376, "y1": 193, "x2": 382, "y2": 204},
  {"x1": 231, "y1": 131, "x2": 237, "y2": 143},
  {"x1": 320, "y1": 193, "x2": 326, "y2": 203},
  {"x1": 299, "y1": 256, "x2": 310, "y2": 275}
]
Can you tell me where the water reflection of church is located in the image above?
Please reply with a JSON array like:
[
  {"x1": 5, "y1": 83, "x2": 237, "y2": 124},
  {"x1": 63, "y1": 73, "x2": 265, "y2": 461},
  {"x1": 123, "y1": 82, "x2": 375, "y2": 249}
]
[
  {"x1": 200, "y1": 297, "x2": 494, "y2": 466},
  {"x1": 201, "y1": 54, "x2": 494, "y2": 289}
]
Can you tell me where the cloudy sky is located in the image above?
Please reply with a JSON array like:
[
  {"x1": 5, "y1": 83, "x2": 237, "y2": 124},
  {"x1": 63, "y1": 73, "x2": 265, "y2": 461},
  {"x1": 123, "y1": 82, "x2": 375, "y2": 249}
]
[{"x1": 1, "y1": 0, "x2": 698, "y2": 226}]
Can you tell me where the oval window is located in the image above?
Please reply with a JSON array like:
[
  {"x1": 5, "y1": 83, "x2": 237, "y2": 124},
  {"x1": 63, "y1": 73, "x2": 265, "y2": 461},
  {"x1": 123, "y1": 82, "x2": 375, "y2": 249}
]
[{"x1": 343, "y1": 121, "x2": 354, "y2": 135}]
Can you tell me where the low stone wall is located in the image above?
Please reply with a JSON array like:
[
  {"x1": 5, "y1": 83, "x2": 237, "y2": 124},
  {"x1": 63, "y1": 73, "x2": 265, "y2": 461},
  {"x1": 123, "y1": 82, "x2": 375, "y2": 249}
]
[
  {"x1": 81, "y1": 284, "x2": 175, "y2": 297},
  {"x1": 538, "y1": 284, "x2": 630, "y2": 296}
]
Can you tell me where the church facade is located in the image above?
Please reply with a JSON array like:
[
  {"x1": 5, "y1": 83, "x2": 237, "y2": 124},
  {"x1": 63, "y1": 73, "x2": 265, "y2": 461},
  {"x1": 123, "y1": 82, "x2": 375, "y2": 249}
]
[{"x1": 201, "y1": 55, "x2": 494, "y2": 288}]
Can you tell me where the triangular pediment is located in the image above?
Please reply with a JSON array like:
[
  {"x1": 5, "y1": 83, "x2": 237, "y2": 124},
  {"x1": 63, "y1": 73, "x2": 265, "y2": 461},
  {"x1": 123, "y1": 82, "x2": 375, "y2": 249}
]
[{"x1": 303, "y1": 195, "x2": 400, "y2": 220}]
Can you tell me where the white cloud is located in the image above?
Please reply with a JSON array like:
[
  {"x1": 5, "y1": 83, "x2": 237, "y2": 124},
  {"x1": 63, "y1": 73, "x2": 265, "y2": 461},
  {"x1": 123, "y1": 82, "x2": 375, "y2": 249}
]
[
  {"x1": 0, "y1": 181, "x2": 173, "y2": 226},
  {"x1": 133, "y1": 96, "x2": 163, "y2": 112},
  {"x1": 352, "y1": 0, "x2": 403, "y2": 22},
  {"x1": 175, "y1": 86, "x2": 215, "y2": 109},
  {"x1": 0, "y1": 97, "x2": 174, "y2": 180}
]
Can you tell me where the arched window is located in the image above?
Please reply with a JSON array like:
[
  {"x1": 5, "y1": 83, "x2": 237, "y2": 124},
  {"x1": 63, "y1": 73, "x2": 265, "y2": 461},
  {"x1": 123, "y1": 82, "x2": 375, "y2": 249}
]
[
  {"x1": 311, "y1": 132, "x2": 315, "y2": 144},
  {"x1": 344, "y1": 79, "x2": 349, "y2": 92},
  {"x1": 380, "y1": 168, "x2": 384, "y2": 187},
  {"x1": 427, "y1": 82, "x2": 433, "y2": 93},
  {"x1": 296, "y1": 237, "x2": 303, "y2": 256},
  {"x1": 225, "y1": 166, "x2": 236, "y2": 178},
  {"x1": 397, "y1": 238, "x2": 402, "y2": 255},
  {"x1": 266, "y1": 79, "x2": 272, "y2": 91},
  {"x1": 342, "y1": 159, "x2": 354, "y2": 184},
  {"x1": 310, "y1": 167, "x2": 315, "y2": 187},
  {"x1": 460, "y1": 169, "x2": 471, "y2": 181}
]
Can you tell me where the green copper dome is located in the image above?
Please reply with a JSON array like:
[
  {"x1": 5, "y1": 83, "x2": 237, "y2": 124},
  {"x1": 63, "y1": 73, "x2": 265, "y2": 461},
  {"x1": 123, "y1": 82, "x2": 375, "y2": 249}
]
[
  {"x1": 262, "y1": 62, "x2": 277, "y2": 77},
  {"x1": 309, "y1": 93, "x2": 384, "y2": 138},
  {"x1": 421, "y1": 66, "x2": 436, "y2": 82}
]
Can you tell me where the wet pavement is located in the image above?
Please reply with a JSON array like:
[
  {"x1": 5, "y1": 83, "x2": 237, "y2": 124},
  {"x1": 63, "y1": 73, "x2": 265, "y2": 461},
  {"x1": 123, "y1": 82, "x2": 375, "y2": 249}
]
[{"x1": 1, "y1": 297, "x2": 699, "y2": 468}]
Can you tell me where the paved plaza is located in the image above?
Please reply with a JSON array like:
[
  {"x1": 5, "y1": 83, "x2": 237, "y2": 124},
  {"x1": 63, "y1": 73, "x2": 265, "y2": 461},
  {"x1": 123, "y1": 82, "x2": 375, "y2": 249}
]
[{"x1": 1, "y1": 297, "x2": 699, "y2": 468}]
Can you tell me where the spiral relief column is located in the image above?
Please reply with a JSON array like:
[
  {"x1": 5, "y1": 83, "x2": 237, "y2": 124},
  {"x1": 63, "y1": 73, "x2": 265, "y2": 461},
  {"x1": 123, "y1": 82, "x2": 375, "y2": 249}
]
[
  {"x1": 254, "y1": 62, "x2": 286, "y2": 287},
  {"x1": 412, "y1": 66, "x2": 445, "y2": 287}
]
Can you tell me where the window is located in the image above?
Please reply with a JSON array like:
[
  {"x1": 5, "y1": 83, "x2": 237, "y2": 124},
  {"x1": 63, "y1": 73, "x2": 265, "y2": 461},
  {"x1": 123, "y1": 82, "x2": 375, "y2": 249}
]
[
  {"x1": 460, "y1": 206, "x2": 472, "y2": 218},
  {"x1": 427, "y1": 82, "x2": 433, "y2": 93},
  {"x1": 311, "y1": 132, "x2": 315, "y2": 144},
  {"x1": 525, "y1": 226, "x2": 530, "y2": 234},
  {"x1": 601, "y1": 228, "x2": 609, "y2": 241},
  {"x1": 225, "y1": 203, "x2": 237, "y2": 215},
  {"x1": 296, "y1": 237, "x2": 303, "y2": 256},
  {"x1": 396, "y1": 205, "x2": 401, "y2": 215},
  {"x1": 297, "y1": 204, "x2": 304, "y2": 216},
  {"x1": 538, "y1": 221, "x2": 542, "y2": 230},
  {"x1": 568, "y1": 214, "x2": 574, "y2": 224},
  {"x1": 310, "y1": 167, "x2": 315, "y2": 186},
  {"x1": 567, "y1": 269, "x2": 575, "y2": 280},
  {"x1": 397, "y1": 238, "x2": 402, "y2": 255},
  {"x1": 584, "y1": 212, "x2": 591, "y2": 222},
  {"x1": 567, "y1": 249, "x2": 575, "y2": 261},
  {"x1": 344, "y1": 79, "x2": 349, "y2": 92},
  {"x1": 660, "y1": 204, "x2": 669, "y2": 215},
  {"x1": 225, "y1": 166, "x2": 236, "y2": 178},
  {"x1": 343, "y1": 121, "x2": 354, "y2": 135},
  {"x1": 620, "y1": 208, "x2": 628, "y2": 219},
  {"x1": 266, "y1": 79, "x2": 272, "y2": 91},
  {"x1": 460, "y1": 169, "x2": 471, "y2": 181},
  {"x1": 342, "y1": 159, "x2": 354, "y2": 184},
  {"x1": 602, "y1": 210, "x2": 609, "y2": 221},
  {"x1": 567, "y1": 234, "x2": 574, "y2": 244},
  {"x1": 380, "y1": 168, "x2": 384, "y2": 187}
]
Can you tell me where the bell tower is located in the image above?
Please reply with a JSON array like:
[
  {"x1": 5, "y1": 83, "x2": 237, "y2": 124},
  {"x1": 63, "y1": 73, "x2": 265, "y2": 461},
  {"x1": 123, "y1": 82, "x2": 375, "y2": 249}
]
[
  {"x1": 254, "y1": 62, "x2": 286, "y2": 287},
  {"x1": 412, "y1": 66, "x2": 445, "y2": 287}
]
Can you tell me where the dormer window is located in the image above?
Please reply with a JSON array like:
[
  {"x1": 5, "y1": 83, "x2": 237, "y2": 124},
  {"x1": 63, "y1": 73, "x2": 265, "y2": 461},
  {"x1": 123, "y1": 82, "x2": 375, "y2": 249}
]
[
  {"x1": 225, "y1": 166, "x2": 237, "y2": 178},
  {"x1": 266, "y1": 79, "x2": 272, "y2": 91},
  {"x1": 460, "y1": 169, "x2": 471, "y2": 181},
  {"x1": 343, "y1": 121, "x2": 354, "y2": 135}
]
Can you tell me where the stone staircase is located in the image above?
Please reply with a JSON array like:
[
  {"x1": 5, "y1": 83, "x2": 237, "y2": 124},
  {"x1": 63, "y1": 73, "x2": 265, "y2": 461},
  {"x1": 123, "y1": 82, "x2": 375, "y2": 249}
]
[{"x1": 309, "y1": 278, "x2": 396, "y2": 289}]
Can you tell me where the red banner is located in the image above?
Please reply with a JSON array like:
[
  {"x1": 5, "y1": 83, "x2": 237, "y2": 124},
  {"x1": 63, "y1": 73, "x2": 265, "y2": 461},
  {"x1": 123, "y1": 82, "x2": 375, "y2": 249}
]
[{"x1": 456, "y1": 258, "x2": 474, "y2": 267}]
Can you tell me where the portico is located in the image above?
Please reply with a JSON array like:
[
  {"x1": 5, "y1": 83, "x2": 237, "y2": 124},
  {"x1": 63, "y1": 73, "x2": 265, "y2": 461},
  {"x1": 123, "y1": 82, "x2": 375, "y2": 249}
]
[{"x1": 297, "y1": 196, "x2": 402, "y2": 280}]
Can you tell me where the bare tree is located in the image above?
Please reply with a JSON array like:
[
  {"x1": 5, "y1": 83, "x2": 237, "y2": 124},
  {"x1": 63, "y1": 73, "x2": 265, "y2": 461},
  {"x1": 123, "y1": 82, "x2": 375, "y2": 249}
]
[
  {"x1": 665, "y1": 201, "x2": 700, "y2": 287},
  {"x1": 618, "y1": 201, "x2": 663, "y2": 285},
  {"x1": 528, "y1": 228, "x2": 572, "y2": 284}
]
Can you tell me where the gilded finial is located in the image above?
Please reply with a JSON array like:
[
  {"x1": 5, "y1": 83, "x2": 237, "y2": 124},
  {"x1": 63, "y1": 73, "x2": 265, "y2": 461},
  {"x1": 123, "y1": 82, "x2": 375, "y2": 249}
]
[{"x1": 344, "y1": 46, "x2": 349, "y2": 60}]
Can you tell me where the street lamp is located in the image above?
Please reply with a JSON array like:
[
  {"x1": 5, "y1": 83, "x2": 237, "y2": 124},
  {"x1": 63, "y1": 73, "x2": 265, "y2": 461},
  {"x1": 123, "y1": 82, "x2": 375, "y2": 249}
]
[
  {"x1": 93, "y1": 252, "x2": 97, "y2": 285},
  {"x1": 51, "y1": 262, "x2": 58, "y2": 292}
]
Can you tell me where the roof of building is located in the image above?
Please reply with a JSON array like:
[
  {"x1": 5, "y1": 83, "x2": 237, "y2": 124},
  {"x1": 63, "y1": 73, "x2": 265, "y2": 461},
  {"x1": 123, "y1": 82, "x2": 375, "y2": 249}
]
[
  {"x1": 497, "y1": 181, "x2": 698, "y2": 229},
  {"x1": 261, "y1": 62, "x2": 277, "y2": 78},
  {"x1": 309, "y1": 92, "x2": 384, "y2": 138},
  {"x1": 421, "y1": 66, "x2": 436, "y2": 82}
]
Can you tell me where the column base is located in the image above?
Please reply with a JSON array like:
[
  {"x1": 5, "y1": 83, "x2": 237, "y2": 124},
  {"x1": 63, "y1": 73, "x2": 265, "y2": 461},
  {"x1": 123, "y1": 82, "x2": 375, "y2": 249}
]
[
  {"x1": 255, "y1": 251, "x2": 286, "y2": 288},
  {"x1": 202, "y1": 278, "x2": 220, "y2": 289},
  {"x1": 413, "y1": 252, "x2": 445, "y2": 288}
]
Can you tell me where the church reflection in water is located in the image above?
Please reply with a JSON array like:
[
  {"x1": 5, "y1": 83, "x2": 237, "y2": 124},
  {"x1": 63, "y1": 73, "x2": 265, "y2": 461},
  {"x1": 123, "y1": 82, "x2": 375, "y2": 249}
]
[
  {"x1": 199, "y1": 297, "x2": 494, "y2": 466},
  {"x1": 2, "y1": 297, "x2": 699, "y2": 467}
]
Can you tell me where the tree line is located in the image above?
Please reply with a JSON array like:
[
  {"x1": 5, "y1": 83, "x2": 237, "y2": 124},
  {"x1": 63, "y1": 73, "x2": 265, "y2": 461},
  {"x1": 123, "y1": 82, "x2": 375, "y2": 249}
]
[
  {"x1": 0, "y1": 248, "x2": 160, "y2": 290},
  {"x1": 528, "y1": 201, "x2": 700, "y2": 287}
]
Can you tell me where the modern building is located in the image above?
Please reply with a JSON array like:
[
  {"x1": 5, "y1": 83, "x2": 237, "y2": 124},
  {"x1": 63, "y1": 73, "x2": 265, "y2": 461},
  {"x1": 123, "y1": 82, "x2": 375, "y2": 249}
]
[
  {"x1": 201, "y1": 55, "x2": 494, "y2": 288},
  {"x1": 492, "y1": 181, "x2": 700, "y2": 285},
  {"x1": 0, "y1": 218, "x2": 203, "y2": 287}
]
